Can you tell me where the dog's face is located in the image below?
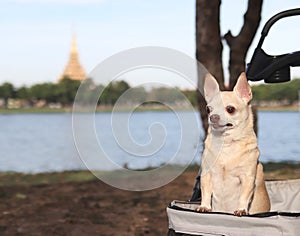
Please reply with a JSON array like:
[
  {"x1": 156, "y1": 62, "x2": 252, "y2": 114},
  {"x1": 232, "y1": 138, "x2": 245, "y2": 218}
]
[{"x1": 204, "y1": 72, "x2": 252, "y2": 133}]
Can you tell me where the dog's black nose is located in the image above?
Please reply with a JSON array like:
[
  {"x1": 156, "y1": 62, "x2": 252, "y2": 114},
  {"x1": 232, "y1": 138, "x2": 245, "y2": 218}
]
[{"x1": 210, "y1": 114, "x2": 220, "y2": 123}]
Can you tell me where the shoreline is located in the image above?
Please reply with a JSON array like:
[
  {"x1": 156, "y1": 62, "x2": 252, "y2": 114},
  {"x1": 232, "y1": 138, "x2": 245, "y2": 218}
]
[
  {"x1": 0, "y1": 162, "x2": 299, "y2": 187},
  {"x1": 0, "y1": 105, "x2": 299, "y2": 114}
]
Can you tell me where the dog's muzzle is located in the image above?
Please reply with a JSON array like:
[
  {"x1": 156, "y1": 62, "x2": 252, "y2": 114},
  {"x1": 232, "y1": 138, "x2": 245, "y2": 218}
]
[
  {"x1": 210, "y1": 114, "x2": 220, "y2": 123},
  {"x1": 209, "y1": 114, "x2": 233, "y2": 130}
]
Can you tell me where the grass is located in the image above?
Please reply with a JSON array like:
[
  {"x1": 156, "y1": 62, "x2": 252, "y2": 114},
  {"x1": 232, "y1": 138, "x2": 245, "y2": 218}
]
[
  {"x1": 0, "y1": 107, "x2": 71, "y2": 114},
  {"x1": 256, "y1": 105, "x2": 299, "y2": 112},
  {"x1": 0, "y1": 162, "x2": 299, "y2": 187},
  {"x1": 0, "y1": 171, "x2": 96, "y2": 187},
  {"x1": 263, "y1": 161, "x2": 300, "y2": 172},
  {"x1": 263, "y1": 162, "x2": 300, "y2": 180}
]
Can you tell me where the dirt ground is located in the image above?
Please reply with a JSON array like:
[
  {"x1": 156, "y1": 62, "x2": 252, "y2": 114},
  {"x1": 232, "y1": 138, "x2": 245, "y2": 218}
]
[
  {"x1": 0, "y1": 171, "x2": 196, "y2": 236},
  {"x1": 0, "y1": 164, "x2": 299, "y2": 236}
]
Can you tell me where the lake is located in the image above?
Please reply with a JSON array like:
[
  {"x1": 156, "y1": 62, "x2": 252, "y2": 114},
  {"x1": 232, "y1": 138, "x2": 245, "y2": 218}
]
[{"x1": 0, "y1": 111, "x2": 299, "y2": 173}]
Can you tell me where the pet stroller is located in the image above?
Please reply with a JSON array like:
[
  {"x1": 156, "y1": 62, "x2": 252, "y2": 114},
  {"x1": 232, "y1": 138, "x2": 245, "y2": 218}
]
[{"x1": 167, "y1": 8, "x2": 300, "y2": 236}]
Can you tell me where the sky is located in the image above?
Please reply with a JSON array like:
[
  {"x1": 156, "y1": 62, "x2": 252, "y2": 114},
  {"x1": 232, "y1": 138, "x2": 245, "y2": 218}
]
[{"x1": 1, "y1": 0, "x2": 300, "y2": 89}]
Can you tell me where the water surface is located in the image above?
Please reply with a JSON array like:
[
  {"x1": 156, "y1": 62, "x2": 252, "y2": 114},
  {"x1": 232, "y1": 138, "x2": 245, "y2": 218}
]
[{"x1": 0, "y1": 111, "x2": 299, "y2": 173}]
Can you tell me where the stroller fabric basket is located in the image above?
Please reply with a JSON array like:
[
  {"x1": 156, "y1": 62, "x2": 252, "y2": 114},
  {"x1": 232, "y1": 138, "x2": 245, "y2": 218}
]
[{"x1": 167, "y1": 179, "x2": 300, "y2": 236}]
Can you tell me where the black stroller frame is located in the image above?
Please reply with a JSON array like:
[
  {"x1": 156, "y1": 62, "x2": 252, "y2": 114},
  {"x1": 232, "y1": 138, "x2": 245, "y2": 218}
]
[{"x1": 167, "y1": 8, "x2": 300, "y2": 236}]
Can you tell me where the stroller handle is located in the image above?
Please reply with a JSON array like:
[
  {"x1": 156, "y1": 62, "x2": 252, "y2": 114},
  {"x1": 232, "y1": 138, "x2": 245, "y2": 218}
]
[
  {"x1": 247, "y1": 8, "x2": 300, "y2": 83},
  {"x1": 261, "y1": 8, "x2": 300, "y2": 43}
]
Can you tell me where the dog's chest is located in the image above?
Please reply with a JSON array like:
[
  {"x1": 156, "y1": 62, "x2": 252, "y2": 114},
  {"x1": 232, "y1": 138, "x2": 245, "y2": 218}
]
[
  {"x1": 210, "y1": 155, "x2": 243, "y2": 211},
  {"x1": 211, "y1": 154, "x2": 241, "y2": 187},
  {"x1": 209, "y1": 142, "x2": 248, "y2": 172},
  {"x1": 208, "y1": 142, "x2": 255, "y2": 211}
]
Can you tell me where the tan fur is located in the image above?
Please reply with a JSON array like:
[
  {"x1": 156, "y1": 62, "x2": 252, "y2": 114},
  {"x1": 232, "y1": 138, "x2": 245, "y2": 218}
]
[{"x1": 197, "y1": 73, "x2": 270, "y2": 216}]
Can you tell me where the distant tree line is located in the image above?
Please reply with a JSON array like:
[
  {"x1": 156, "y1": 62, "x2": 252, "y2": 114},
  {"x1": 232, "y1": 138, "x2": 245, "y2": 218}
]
[
  {"x1": 0, "y1": 77, "x2": 197, "y2": 108},
  {"x1": 0, "y1": 77, "x2": 81, "y2": 108},
  {"x1": 1, "y1": 77, "x2": 298, "y2": 109},
  {"x1": 76, "y1": 80, "x2": 197, "y2": 107},
  {"x1": 251, "y1": 78, "x2": 300, "y2": 104}
]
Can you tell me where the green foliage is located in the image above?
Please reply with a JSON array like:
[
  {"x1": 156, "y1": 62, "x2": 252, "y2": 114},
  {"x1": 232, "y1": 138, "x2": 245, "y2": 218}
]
[
  {"x1": 0, "y1": 78, "x2": 81, "y2": 106},
  {"x1": 182, "y1": 90, "x2": 197, "y2": 106},
  {"x1": 56, "y1": 77, "x2": 81, "y2": 105},
  {"x1": 148, "y1": 87, "x2": 181, "y2": 103},
  {"x1": 30, "y1": 83, "x2": 58, "y2": 102},
  {"x1": 124, "y1": 86, "x2": 147, "y2": 104},
  {"x1": 251, "y1": 78, "x2": 300, "y2": 104},
  {"x1": 0, "y1": 82, "x2": 15, "y2": 107},
  {"x1": 74, "y1": 78, "x2": 100, "y2": 105},
  {"x1": 16, "y1": 86, "x2": 29, "y2": 99},
  {"x1": 99, "y1": 81, "x2": 130, "y2": 105},
  {"x1": 1, "y1": 77, "x2": 299, "y2": 109},
  {"x1": 0, "y1": 82, "x2": 15, "y2": 99},
  {"x1": 0, "y1": 79, "x2": 198, "y2": 108}
]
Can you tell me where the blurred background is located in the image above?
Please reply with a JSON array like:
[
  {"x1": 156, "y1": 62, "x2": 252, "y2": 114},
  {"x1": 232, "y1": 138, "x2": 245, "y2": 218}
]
[
  {"x1": 0, "y1": 0, "x2": 299, "y2": 173},
  {"x1": 0, "y1": 1, "x2": 299, "y2": 235}
]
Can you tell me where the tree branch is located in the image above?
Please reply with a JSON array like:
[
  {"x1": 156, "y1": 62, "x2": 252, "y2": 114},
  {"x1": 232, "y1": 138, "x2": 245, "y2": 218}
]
[
  {"x1": 237, "y1": 0, "x2": 263, "y2": 54},
  {"x1": 225, "y1": 0, "x2": 263, "y2": 89},
  {"x1": 223, "y1": 30, "x2": 234, "y2": 47}
]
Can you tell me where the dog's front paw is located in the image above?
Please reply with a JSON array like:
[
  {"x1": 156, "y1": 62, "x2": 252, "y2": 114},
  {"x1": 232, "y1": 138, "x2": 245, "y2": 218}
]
[
  {"x1": 195, "y1": 206, "x2": 212, "y2": 213},
  {"x1": 234, "y1": 209, "x2": 248, "y2": 217}
]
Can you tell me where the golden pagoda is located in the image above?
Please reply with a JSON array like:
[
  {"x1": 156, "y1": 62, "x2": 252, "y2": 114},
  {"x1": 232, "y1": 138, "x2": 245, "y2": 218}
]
[{"x1": 59, "y1": 34, "x2": 86, "y2": 81}]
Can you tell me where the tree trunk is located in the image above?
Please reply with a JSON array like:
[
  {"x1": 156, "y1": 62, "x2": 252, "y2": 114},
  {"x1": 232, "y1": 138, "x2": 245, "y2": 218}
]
[
  {"x1": 196, "y1": 0, "x2": 224, "y2": 85},
  {"x1": 195, "y1": 0, "x2": 224, "y2": 135},
  {"x1": 196, "y1": 0, "x2": 263, "y2": 134}
]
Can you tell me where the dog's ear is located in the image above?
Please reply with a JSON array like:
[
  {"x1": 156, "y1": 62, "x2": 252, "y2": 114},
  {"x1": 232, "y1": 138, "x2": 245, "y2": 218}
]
[
  {"x1": 204, "y1": 73, "x2": 220, "y2": 102},
  {"x1": 233, "y1": 72, "x2": 252, "y2": 103}
]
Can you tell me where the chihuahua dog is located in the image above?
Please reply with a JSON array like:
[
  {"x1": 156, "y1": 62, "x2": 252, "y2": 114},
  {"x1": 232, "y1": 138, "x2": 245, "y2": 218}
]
[{"x1": 196, "y1": 72, "x2": 270, "y2": 216}]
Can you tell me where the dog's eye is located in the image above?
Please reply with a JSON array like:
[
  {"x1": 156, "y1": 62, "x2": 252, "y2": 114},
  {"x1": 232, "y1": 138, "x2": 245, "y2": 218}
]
[
  {"x1": 226, "y1": 106, "x2": 236, "y2": 114},
  {"x1": 206, "y1": 106, "x2": 212, "y2": 114}
]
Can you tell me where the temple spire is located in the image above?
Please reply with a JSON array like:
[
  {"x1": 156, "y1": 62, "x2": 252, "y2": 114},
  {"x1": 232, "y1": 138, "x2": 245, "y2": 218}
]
[
  {"x1": 71, "y1": 33, "x2": 78, "y2": 55},
  {"x1": 58, "y1": 33, "x2": 86, "y2": 81}
]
